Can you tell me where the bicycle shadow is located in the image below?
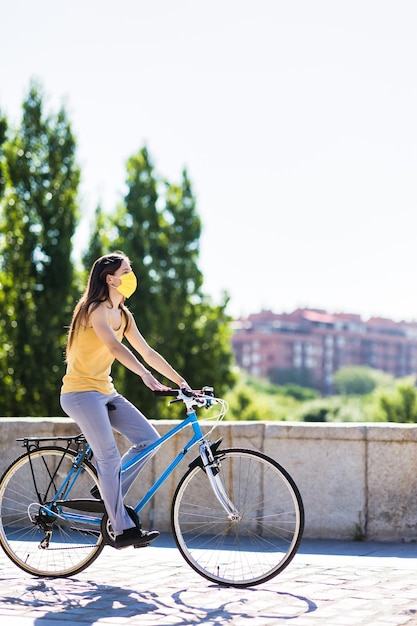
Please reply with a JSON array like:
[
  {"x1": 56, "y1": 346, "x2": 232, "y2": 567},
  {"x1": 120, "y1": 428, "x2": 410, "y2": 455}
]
[
  {"x1": 2, "y1": 578, "x2": 159, "y2": 624},
  {"x1": 1, "y1": 577, "x2": 317, "y2": 624},
  {"x1": 171, "y1": 587, "x2": 317, "y2": 623}
]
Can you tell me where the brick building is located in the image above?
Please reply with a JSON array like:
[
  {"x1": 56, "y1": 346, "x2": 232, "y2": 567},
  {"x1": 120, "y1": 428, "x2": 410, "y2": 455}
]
[{"x1": 232, "y1": 309, "x2": 417, "y2": 394}]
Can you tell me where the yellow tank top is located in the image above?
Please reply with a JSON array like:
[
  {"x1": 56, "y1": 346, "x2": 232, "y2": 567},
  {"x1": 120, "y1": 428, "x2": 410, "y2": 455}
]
[{"x1": 61, "y1": 317, "x2": 126, "y2": 395}]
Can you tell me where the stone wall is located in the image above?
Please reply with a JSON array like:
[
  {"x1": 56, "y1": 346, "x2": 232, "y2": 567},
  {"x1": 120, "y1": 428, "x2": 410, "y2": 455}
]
[{"x1": 1, "y1": 418, "x2": 416, "y2": 541}]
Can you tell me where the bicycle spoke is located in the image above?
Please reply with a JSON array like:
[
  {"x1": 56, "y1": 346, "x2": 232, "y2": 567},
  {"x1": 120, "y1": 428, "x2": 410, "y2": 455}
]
[
  {"x1": 0, "y1": 448, "x2": 104, "y2": 577},
  {"x1": 172, "y1": 448, "x2": 304, "y2": 587}
]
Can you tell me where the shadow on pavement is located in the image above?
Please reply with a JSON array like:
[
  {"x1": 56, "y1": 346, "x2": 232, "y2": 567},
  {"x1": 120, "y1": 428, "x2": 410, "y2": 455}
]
[{"x1": 0, "y1": 575, "x2": 317, "y2": 625}]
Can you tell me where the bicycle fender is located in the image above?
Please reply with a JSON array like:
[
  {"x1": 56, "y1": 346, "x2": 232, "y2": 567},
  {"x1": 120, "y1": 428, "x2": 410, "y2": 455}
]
[{"x1": 188, "y1": 438, "x2": 223, "y2": 470}]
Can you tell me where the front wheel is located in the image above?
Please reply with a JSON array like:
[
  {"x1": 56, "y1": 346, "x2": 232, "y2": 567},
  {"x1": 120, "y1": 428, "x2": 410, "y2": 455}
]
[
  {"x1": 0, "y1": 447, "x2": 104, "y2": 577},
  {"x1": 171, "y1": 448, "x2": 304, "y2": 587}
]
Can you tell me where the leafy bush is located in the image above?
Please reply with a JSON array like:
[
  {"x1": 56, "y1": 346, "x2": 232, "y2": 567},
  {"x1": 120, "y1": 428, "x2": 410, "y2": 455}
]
[
  {"x1": 302, "y1": 407, "x2": 328, "y2": 422},
  {"x1": 289, "y1": 395, "x2": 371, "y2": 422},
  {"x1": 279, "y1": 383, "x2": 319, "y2": 401},
  {"x1": 376, "y1": 377, "x2": 417, "y2": 423},
  {"x1": 333, "y1": 366, "x2": 393, "y2": 396},
  {"x1": 224, "y1": 373, "x2": 301, "y2": 421},
  {"x1": 223, "y1": 369, "x2": 406, "y2": 423}
]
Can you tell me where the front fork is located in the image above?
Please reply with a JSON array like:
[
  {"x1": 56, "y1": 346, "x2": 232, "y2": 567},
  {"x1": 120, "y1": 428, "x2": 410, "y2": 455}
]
[{"x1": 199, "y1": 441, "x2": 241, "y2": 522}]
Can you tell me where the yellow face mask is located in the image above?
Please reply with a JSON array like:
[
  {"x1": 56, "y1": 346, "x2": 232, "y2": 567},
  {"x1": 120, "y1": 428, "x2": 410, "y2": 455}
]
[{"x1": 115, "y1": 271, "x2": 137, "y2": 298}]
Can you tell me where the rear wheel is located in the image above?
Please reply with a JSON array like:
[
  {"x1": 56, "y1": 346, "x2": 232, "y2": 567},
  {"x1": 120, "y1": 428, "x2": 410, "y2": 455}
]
[
  {"x1": 171, "y1": 448, "x2": 304, "y2": 587},
  {"x1": 0, "y1": 447, "x2": 104, "y2": 577}
]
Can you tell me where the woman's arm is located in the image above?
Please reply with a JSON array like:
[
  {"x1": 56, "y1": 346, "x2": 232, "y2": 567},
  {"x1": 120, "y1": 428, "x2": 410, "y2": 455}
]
[
  {"x1": 89, "y1": 305, "x2": 174, "y2": 391},
  {"x1": 124, "y1": 311, "x2": 188, "y2": 388}
]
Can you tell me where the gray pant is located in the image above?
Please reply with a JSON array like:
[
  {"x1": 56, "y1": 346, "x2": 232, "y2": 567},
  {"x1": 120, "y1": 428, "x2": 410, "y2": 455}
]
[{"x1": 60, "y1": 391, "x2": 160, "y2": 534}]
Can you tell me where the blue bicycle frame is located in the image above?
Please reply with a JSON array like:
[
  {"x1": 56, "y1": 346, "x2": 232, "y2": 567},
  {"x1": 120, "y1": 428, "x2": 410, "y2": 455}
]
[
  {"x1": 45, "y1": 407, "x2": 207, "y2": 529},
  {"x1": 122, "y1": 409, "x2": 205, "y2": 516}
]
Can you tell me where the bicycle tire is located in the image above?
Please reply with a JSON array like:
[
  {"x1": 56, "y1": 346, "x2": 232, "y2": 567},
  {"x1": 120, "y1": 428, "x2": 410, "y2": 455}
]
[
  {"x1": 171, "y1": 448, "x2": 304, "y2": 587},
  {"x1": 0, "y1": 446, "x2": 104, "y2": 577}
]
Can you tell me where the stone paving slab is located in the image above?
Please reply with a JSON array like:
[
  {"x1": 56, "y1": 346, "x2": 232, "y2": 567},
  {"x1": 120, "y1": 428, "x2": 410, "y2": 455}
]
[{"x1": 0, "y1": 535, "x2": 416, "y2": 625}]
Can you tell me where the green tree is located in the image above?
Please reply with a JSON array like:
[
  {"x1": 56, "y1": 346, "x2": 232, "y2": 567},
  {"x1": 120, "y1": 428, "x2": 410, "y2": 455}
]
[
  {"x1": 0, "y1": 110, "x2": 7, "y2": 198},
  {"x1": 0, "y1": 82, "x2": 80, "y2": 416},
  {"x1": 83, "y1": 203, "x2": 115, "y2": 269},
  {"x1": 378, "y1": 377, "x2": 417, "y2": 423},
  {"x1": 224, "y1": 373, "x2": 305, "y2": 421},
  {"x1": 334, "y1": 366, "x2": 377, "y2": 395},
  {"x1": 0, "y1": 110, "x2": 9, "y2": 406},
  {"x1": 334, "y1": 366, "x2": 394, "y2": 396},
  {"x1": 85, "y1": 146, "x2": 236, "y2": 416}
]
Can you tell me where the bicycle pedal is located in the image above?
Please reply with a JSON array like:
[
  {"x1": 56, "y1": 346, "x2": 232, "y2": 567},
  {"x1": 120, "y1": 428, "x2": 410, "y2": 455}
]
[{"x1": 134, "y1": 542, "x2": 150, "y2": 549}]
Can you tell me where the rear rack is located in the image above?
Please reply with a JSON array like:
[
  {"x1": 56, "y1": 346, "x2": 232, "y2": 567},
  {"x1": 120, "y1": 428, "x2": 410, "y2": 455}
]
[{"x1": 16, "y1": 433, "x2": 86, "y2": 450}]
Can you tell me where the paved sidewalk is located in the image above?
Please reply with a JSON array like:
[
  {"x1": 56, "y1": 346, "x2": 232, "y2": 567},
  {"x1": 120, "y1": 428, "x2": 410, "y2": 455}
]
[{"x1": 0, "y1": 535, "x2": 416, "y2": 626}]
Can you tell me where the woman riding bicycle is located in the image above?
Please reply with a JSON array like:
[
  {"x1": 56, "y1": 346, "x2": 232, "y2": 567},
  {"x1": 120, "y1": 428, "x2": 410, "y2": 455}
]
[{"x1": 60, "y1": 252, "x2": 190, "y2": 548}]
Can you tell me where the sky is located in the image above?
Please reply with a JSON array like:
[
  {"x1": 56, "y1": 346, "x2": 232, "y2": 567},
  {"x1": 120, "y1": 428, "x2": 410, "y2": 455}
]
[{"x1": 1, "y1": 0, "x2": 416, "y2": 321}]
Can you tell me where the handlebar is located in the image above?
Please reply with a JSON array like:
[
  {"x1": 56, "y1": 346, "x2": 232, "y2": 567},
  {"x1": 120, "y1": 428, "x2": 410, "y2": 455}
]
[
  {"x1": 153, "y1": 386, "x2": 217, "y2": 408},
  {"x1": 153, "y1": 387, "x2": 228, "y2": 425},
  {"x1": 153, "y1": 385, "x2": 214, "y2": 399},
  {"x1": 152, "y1": 390, "x2": 182, "y2": 397}
]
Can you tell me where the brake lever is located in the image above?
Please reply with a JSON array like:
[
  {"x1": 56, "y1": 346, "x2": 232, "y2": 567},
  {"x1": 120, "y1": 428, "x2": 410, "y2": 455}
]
[{"x1": 168, "y1": 398, "x2": 182, "y2": 405}]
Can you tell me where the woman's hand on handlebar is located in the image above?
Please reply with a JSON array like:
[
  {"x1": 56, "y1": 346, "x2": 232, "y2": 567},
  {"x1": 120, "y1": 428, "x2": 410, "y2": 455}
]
[
  {"x1": 140, "y1": 372, "x2": 193, "y2": 395},
  {"x1": 179, "y1": 379, "x2": 193, "y2": 397},
  {"x1": 141, "y1": 371, "x2": 173, "y2": 392}
]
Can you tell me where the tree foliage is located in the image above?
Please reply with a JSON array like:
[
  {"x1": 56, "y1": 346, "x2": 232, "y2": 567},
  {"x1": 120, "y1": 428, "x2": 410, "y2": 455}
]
[
  {"x1": 84, "y1": 147, "x2": 236, "y2": 417},
  {"x1": 0, "y1": 83, "x2": 236, "y2": 418},
  {"x1": 0, "y1": 82, "x2": 80, "y2": 415},
  {"x1": 377, "y1": 377, "x2": 417, "y2": 423},
  {"x1": 334, "y1": 366, "x2": 378, "y2": 395},
  {"x1": 334, "y1": 366, "x2": 394, "y2": 396},
  {"x1": 224, "y1": 373, "x2": 304, "y2": 421}
]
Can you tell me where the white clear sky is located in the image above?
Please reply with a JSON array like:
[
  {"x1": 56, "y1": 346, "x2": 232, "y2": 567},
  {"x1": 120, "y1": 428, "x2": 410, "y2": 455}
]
[{"x1": 1, "y1": 0, "x2": 416, "y2": 321}]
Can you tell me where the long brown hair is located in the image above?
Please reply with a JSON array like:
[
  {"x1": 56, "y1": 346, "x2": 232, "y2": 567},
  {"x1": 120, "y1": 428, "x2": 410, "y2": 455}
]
[{"x1": 66, "y1": 252, "x2": 131, "y2": 354}]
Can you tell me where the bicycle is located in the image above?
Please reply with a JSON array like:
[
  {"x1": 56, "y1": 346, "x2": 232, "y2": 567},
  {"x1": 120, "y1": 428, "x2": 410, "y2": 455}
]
[{"x1": 0, "y1": 387, "x2": 304, "y2": 587}]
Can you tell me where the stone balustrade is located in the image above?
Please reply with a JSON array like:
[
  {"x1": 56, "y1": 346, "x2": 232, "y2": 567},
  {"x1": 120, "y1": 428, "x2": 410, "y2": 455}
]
[{"x1": 1, "y1": 418, "x2": 416, "y2": 542}]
